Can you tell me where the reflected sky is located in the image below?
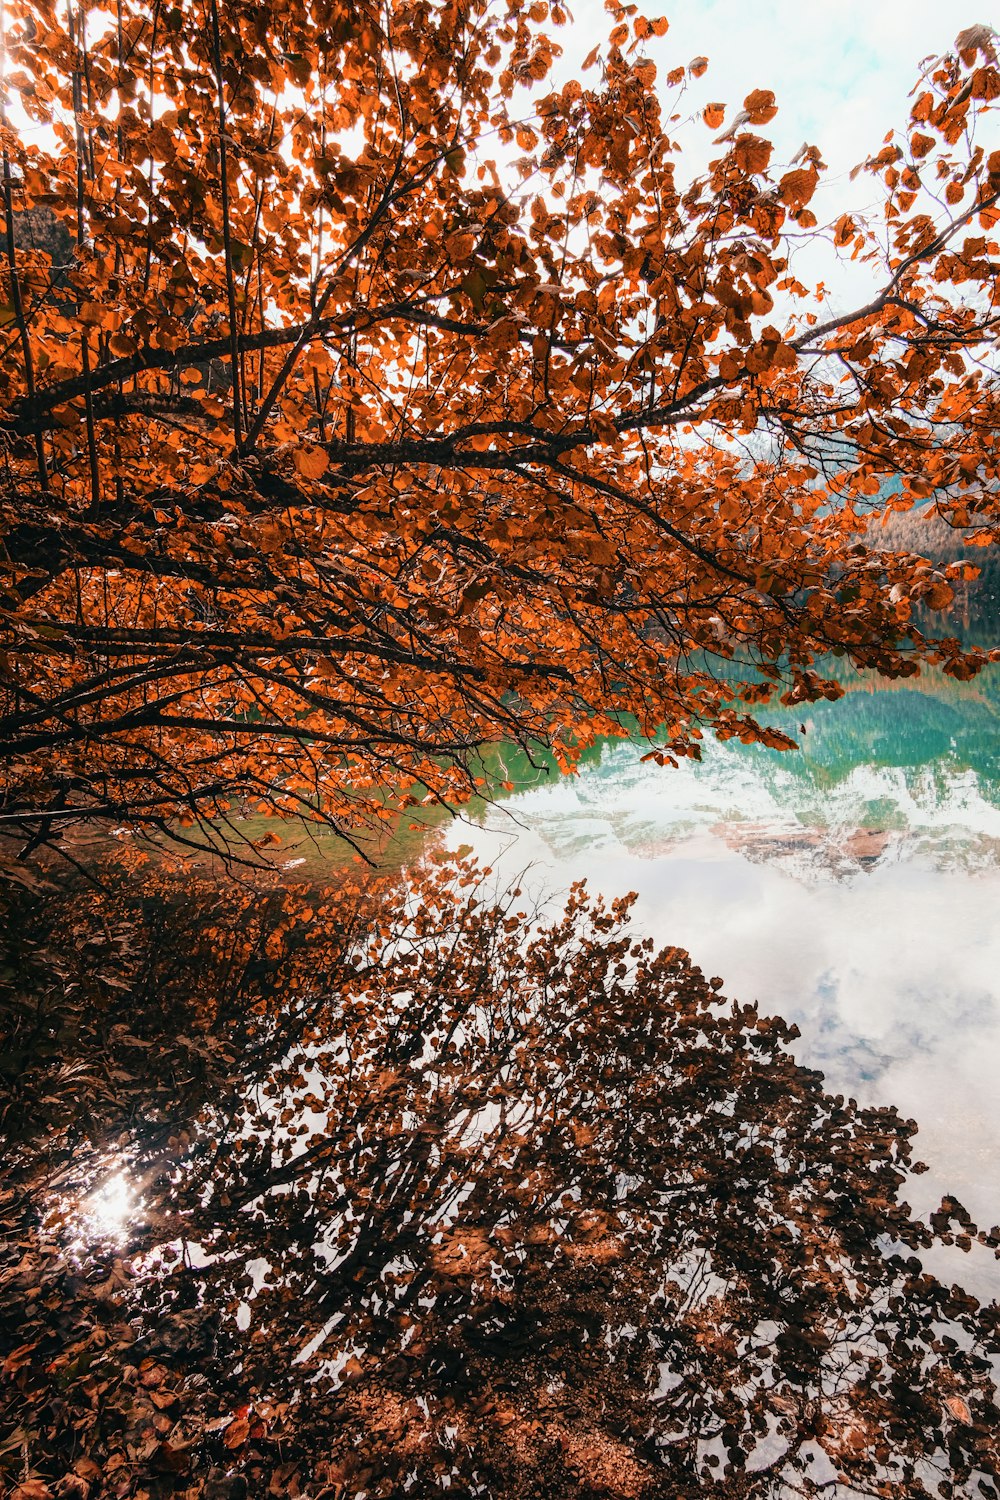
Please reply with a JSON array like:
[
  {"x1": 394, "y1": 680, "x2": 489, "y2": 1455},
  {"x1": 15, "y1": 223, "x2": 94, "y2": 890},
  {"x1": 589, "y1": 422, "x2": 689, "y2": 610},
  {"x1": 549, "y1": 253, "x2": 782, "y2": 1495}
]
[{"x1": 444, "y1": 678, "x2": 1000, "y2": 1295}]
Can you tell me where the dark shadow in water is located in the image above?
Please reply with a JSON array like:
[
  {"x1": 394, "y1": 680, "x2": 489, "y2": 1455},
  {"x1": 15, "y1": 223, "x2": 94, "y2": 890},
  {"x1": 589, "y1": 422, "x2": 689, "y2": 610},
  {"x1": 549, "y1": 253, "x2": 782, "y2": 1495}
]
[{"x1": 2, "y1": 859, "x2": 999, "y2": 1498}]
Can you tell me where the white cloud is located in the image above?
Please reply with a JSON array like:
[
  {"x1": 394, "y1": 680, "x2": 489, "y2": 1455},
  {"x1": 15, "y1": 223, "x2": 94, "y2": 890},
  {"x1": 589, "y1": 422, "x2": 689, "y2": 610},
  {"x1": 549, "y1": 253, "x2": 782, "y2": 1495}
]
[{"x1": 564, "y1": 0, "x2": 963, "y2": 175}]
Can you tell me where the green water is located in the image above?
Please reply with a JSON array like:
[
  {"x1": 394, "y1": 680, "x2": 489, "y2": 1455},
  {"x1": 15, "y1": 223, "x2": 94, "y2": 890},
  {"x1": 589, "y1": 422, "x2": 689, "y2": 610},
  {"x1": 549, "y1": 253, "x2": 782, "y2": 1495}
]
[{"x1": 263, "y1": 659, "x2": 1000, "y2": 866}]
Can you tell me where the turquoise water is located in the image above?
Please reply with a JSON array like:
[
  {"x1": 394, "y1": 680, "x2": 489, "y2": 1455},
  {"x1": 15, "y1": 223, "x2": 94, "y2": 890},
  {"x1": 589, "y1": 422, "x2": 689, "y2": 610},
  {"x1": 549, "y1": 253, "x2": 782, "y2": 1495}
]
[{"x1": 443, "y1": 668, "x2": 1000, "y2": 1296}]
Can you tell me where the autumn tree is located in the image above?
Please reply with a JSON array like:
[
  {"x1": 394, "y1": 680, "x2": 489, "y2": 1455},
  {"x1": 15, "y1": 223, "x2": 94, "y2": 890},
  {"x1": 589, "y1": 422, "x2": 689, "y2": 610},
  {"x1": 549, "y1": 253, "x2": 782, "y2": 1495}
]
[
  {"x1": 2, "y1": 857, "x2": 999, "y2": 1497},
  {"x1": 1, "y1": 2, "x2": 999, "y2": 854}
]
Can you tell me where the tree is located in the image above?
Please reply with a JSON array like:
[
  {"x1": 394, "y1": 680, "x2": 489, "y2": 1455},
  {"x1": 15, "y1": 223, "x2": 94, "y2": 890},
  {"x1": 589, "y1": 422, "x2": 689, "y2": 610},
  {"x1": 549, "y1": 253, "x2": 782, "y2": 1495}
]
[
  {"x1": 1, "y1": 2, "x2": 998, "y2": 855},
  {"x1": 2, "y1": 857, "x2": 999, "y2": 1497}
]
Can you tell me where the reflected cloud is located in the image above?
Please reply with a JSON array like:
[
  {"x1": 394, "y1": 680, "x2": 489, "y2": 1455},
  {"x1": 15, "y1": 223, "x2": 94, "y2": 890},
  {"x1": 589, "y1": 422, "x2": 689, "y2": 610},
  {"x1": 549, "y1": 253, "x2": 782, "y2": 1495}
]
[{"x1": 445, "y1": 727, "x2": 1000, "y2": 1301}]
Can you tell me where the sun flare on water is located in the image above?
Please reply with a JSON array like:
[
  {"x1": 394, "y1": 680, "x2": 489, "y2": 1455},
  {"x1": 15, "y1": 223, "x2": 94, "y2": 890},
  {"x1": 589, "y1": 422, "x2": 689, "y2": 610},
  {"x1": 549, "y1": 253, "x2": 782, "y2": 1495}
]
[{"x1": 77, "y1": 1170, "x2": 139, "y2": 1245}]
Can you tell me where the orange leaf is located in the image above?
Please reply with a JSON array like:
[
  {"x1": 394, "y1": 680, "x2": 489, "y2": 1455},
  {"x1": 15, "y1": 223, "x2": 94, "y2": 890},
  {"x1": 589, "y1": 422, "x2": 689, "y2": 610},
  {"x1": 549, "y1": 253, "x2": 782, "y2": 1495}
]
[
  {"x1": 778, "y1": 167, "x2": 815, "y2": 208},
  {"x1": 734, "y1": 136, "x2": 773, "y2": 175},
  {"x1": 446, "y1": 231, "x2": 476, "y2": 262},
  {"x1": 924, "y1": 581, "x2": 954, "y2": 611},
  {"x1": 744, "y1": 88, "x2": 777, "y2": 125},
  {"x1": 590, "y1": 410, "x2": 619, "y2": 444},
  {"x1": 292, "y1": 445, "x2": 329, "y2": 480},
  {"x1": 834, "y1": 213, "x2": 856, "y2": 247}
]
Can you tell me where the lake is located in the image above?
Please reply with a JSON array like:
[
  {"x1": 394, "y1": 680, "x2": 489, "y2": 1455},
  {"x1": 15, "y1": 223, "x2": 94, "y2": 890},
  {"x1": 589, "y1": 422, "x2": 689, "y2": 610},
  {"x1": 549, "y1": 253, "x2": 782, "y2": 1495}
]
[
  {"x1": 441, "y1": 667, "x2": 1000, "y2": 1297},
  {"x1": 11, "y1": 661, "x2": 1000, "y2": 1495}
]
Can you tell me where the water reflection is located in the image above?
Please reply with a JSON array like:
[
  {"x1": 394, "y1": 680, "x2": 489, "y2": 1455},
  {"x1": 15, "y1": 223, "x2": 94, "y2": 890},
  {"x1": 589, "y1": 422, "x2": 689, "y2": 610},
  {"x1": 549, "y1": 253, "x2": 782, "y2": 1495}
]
[
  {"x1": 77, "y1": 1169, "x2": 139, "y2": 1245},
  {"x1": 5, "y1": 658, "x2": 1000, "y2": 1494},
  {"x1": 445, "y1": 668, "x2": 1000, "y2": 1292},
  {"x1": 3, "y1": 862, "x2": 998, "y2": 1497}
]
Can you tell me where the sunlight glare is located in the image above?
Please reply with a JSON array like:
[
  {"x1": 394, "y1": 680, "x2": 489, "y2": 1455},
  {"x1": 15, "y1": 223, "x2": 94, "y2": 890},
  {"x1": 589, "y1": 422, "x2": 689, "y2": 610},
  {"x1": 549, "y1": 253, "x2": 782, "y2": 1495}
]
[{"x1": 82, "y1": 1171, "x2": 137, "y2": 1243}]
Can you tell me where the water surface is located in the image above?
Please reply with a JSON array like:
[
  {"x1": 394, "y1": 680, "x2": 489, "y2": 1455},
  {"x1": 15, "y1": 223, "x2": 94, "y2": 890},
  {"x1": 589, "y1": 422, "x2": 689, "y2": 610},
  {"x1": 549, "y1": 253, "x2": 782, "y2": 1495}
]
[{"x1": 444, "y1": 670, "x2": 1000, "y2": 1292}]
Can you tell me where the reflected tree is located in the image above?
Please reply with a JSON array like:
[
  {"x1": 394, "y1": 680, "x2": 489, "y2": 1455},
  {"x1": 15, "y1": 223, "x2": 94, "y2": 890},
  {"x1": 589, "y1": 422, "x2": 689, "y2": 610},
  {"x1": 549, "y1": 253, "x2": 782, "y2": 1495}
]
[{"x1": 1, "y1": 859, "x2": 998, "y2": 1497}]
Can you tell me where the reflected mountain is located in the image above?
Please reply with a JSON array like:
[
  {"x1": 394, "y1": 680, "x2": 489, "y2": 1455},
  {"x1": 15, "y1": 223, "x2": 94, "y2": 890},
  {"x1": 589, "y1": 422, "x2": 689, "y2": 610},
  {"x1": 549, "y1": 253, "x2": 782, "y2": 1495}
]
[{"x1": 448, "y1": 664, "x2": 1000, "y2": 885}]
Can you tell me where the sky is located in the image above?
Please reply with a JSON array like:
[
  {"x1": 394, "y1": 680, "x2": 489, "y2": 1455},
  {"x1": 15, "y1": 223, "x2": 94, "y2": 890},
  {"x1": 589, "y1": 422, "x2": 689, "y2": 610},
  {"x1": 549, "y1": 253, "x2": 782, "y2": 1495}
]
[
  {"x1": 556, "y1": 0, "x2": 995, "y2": 305},
  {"x1": 567, "y1": 0, "x2": 975, "y2": 178},
  {"x1": 4, "y1": 0, "x2": 993, "y2": 313},
  {"x1": 639, "y1": 1, "x2": 967, "y2": 165},
  {"x1": 8, "y1": 4, "x2": 989, "y2": 251}
]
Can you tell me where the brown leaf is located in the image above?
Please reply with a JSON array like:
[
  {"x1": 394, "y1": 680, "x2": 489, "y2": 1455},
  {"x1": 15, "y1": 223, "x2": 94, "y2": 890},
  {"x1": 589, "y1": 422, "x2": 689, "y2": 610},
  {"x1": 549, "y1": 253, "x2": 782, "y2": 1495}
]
[
  {"x1": 744, "y1": 88, "x2": 778, "y2": 124},
  {"x1": 944, "y1": 1395, "x2": 972, "y2": 1425},
  {"x1": 3, "y1": 1340, "x2": 40, "y2": 1374},
  {"x1": 223, "y1": 1415, "x2": 251, "y2": 1449}
]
